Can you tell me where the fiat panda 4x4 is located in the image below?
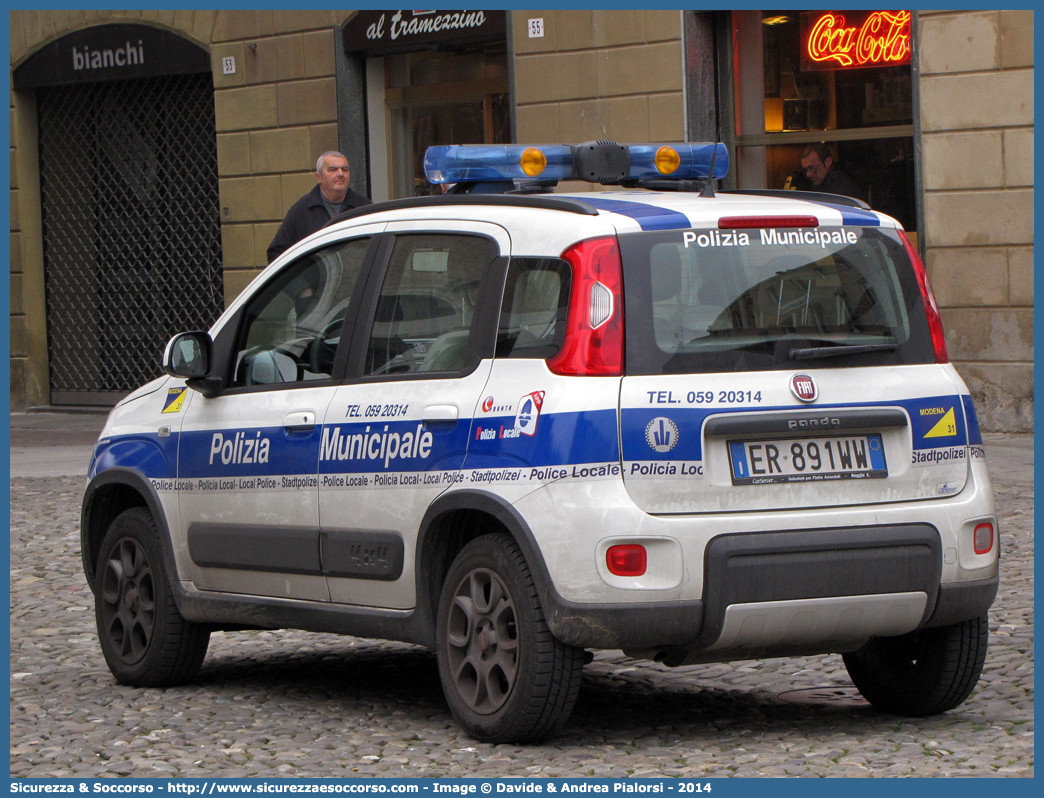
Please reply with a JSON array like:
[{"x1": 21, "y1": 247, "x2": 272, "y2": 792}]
[{"x1": 82, "y1": 141, "x2": 998, "y2": 743}]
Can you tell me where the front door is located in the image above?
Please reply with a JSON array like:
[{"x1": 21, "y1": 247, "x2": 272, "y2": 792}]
[{"x1": 177, "y1": 234, "x2": 375, "y2": 600}]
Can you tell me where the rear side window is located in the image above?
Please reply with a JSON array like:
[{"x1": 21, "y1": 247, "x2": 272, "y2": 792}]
[
  {"x1": 621, "y1": 227, "x2": 936, "y2": 375},
  {"x1": 495, "y1": 257, "x2": 571, "y2": 359}
]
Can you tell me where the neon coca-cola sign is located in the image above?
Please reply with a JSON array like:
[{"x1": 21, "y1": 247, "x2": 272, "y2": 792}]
[{"x1": 801, "y1": 10, "x2": 911, "y2": 71}]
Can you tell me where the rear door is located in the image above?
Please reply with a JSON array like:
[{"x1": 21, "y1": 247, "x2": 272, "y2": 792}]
[
  {"x1": 318, "y1": 222, "x2": 509, "y2": 608},
  {"x1": 617, "y1": 224, "x2": 969, "y2": 514}
]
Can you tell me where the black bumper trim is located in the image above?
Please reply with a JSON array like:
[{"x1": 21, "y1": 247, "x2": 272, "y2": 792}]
[
  {"x1": 174, "y1": 585, "x2": 429, "y2": 645},
  {"x1": 698, "y1": 523, "x2": 942, "y2": 649},
  {"x1": 925, "y1": 577, "x2": 999, "y2": 628},
  {"x1": 541, "y1": 591, "x2": 703, "y2": 649}
]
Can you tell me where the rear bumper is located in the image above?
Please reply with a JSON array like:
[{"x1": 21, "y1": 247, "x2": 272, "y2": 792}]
[
  {"x1": 541, "y1": 522, "x2": 997, "y2": 654},
  {"x1": 925, "y1": 577, "x2": 998, "y2": 628}
]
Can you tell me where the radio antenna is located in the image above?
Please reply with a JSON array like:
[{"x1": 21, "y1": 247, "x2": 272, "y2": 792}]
[
  {"x1": 700, "y1": 23, "x2": 738, "y2": 198},
  {"x1": 699, "y1": 148, "x2": 718, "y2": 198}
]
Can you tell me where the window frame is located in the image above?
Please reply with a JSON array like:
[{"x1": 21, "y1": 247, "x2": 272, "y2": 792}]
[{"x1": 344, "y1": 230, "x2": 508, "y2": 385}]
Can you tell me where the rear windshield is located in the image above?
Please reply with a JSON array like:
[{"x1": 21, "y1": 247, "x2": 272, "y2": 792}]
[{"x1": 621, "y1": 226, "x2": 936, "y2": 375}]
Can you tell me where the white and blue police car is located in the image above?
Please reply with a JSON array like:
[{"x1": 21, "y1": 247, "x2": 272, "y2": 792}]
[{"x1": 82, "y1": 141, "x2": 998, "y2": 743}]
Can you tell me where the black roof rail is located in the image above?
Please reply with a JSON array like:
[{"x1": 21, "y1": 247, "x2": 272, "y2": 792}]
[
  {"x1": 326, "y1": 193, "x2": 600, "y2": 227},
  {"x1": 721, "y1": 189, "x2": 871, "y2": 210}
]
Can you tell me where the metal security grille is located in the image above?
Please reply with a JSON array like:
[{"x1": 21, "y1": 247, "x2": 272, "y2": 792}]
[{"x1": 38, "y1": 73, "x2": 223, "y2": 405}]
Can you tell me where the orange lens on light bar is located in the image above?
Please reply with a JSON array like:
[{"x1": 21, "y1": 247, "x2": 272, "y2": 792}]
[
  {"x1": 520, "y1": 147, "x2": 547, "y2": 177},
  {"x1": 654, "y1": 146, "x2": 681, "y2": 175}
]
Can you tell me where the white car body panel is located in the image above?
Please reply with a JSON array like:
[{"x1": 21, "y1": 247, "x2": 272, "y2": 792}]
[{"x1": 86, "y1": 187, "x2": 998, "y2": 651}]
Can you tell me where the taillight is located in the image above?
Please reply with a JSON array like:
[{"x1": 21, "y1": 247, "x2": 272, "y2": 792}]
[
  {"x1": 973, "y1": 523, "x2": 993, "y2": 555},
  {"x1": 547, "y1": 236, "x2": 624, "y2": 376},
  {"x1": 899, "y1": 230, "x2": 948, "y2": 363},
  {"x1": 606, "y1": 544, "x2": 647, "y2": 577}
]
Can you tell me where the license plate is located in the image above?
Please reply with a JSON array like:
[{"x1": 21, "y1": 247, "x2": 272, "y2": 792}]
[{"x1": 728, "y1": 434, "x2": 887, "y2": 485}]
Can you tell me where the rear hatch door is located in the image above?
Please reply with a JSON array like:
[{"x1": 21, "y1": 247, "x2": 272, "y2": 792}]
[{"x1": 617, "y1": 222, "x2": 969, "y2": 514}]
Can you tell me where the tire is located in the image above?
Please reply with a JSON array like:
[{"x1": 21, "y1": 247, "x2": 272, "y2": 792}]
[
  {"x1": 843, "y1": 614, "x2": 989, "y2": 716},
  {"x1": 435, "y1": 533, "x2": 585, "y2": 743},
  {"x1": 94, "y1": 507, "x2": 210, "y2": 687}
]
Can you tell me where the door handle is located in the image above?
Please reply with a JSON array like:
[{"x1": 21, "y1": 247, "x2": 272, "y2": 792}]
[
  {"x1": 421, "y1": 404, "x2": 458, "y2": 423},
  {"x1": 284, "y1": 410, "x2": 316, "y2": 431}
]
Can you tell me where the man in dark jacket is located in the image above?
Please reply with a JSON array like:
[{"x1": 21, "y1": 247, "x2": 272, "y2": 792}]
[
  {"x1": 798, "y1": 142, "x2": 866, "y2": 203},
  {"x1": 267, "y1": 151, "x2": 372, "y2": 263}
]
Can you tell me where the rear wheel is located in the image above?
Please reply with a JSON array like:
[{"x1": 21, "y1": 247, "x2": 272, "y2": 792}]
[
  {"x1": 436, "y1": 533, "x2": 584, "y2": 743},
  {"x1": 95, "y1": 507, "x2": 210, "y2": 686},
  {"x1": 843, "y1": 614, "x2": 988, "y2": 716}
]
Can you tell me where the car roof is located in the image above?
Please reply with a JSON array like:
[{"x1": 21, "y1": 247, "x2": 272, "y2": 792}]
[{"x1": 324, "y1": 188, "x2": 898, "y2": 239}]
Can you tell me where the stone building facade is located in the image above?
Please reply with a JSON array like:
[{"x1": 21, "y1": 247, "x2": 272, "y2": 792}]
[
  {"x1": 916, "y1": 10, "x2": 1034, "y2": 431},
  {"x1": 8, "y1": 9, "x2": 1034, "y2": 430}
]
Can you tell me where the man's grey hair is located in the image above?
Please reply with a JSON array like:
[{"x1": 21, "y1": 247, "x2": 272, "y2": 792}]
[{"x1": 316, "y1": 151, "x2": 349, "y2": 173}]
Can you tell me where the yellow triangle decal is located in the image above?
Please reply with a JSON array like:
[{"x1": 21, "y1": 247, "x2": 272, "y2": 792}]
[
  {"x1": 924, "y1": 407, "x2": 957, "y2": 438},
  {"x1": 162, "y1": 389, "x2": 187, "y2": 414}
]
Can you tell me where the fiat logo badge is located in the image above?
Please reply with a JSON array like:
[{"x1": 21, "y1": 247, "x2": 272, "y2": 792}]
[{"x1": 790, "y1": 374, "x2": 818, "y2": 403}]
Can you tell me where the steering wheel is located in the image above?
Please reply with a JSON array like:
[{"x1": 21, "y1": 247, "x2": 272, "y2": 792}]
[{"x1": 310, "y1": 319, "x2": 343, "y2": 375}]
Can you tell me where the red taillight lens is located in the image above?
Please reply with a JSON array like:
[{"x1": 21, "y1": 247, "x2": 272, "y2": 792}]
[
  {"x1": 718, "y1": 215, "x2": 819, "y2": 228},
  {"x1": 606, "y1": 544, "x2": 647, "y2": 577},
  {"x1": 899, "y1": 230, "x2": 948, "y2": 363},
  {"x1": 547, "y1": 236, "x2": 624, "y2": 376},
  {"x1": 974, "y1": 523, "x2": 994, "y2": 554}
]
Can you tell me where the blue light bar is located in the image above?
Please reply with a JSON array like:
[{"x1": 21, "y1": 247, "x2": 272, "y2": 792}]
[
  {"x1": 627, "y1": 143, "x2": 729, "y2": 180},
  {"x1": 424, "y1": 145, "x2": 573, "y2": 184},
  {"x1": 423, "y1": 142, "x2": 730, "y2": 185}
]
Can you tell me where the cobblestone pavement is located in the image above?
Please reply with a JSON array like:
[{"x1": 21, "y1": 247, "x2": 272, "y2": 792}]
[{"x1": 10, "y1": 434, "x2": 1033, "y2": 779}]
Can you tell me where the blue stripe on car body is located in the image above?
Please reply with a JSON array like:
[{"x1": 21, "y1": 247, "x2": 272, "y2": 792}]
[
  {"x1": 581, "y1": 197, "x2": 694, "y2": 231},
  {"x1": 93, "y1": 397, "x2": 968, "y2": 484}
]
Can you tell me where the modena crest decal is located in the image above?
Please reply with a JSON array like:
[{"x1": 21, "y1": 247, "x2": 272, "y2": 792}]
[{"x1": 162, "y1": 387, "x2": 188, "y2": 414}]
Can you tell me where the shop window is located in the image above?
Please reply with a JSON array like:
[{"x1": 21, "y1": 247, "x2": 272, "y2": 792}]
[
  {"x1": 385, "y1": 46, "x2": 510, "y2": 198},
  {"x1": 731, "y1": 10, "x2": 917, "y2": 233}
]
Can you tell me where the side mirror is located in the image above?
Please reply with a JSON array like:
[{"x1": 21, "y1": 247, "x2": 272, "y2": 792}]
[{"x1": 162, "y1": 331, "x2": 212, "y2": 380}]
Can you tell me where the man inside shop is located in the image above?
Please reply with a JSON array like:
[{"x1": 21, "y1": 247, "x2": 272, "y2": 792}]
[
  {"x1": 267, "y1": 151, "x2": 372, "y2": 263},
  {"x1": 797, "y1": 142, "x2": 867, "y2": 203}
]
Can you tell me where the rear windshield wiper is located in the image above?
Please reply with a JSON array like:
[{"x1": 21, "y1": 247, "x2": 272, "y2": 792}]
[{"x1": 789, "y1": 343, "x2": 898, "y2": 360}]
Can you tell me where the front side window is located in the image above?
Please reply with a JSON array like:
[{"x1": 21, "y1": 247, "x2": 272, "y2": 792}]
[
  {"x1": 622, "y1": 227, "x2": 935, "y2": 375},
  {"x1": 363, "y1": 234, "x2": 498, "y2": 376},
  {"x1": 230, "y1": 238, "x2": 370, "y2": 388}
]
